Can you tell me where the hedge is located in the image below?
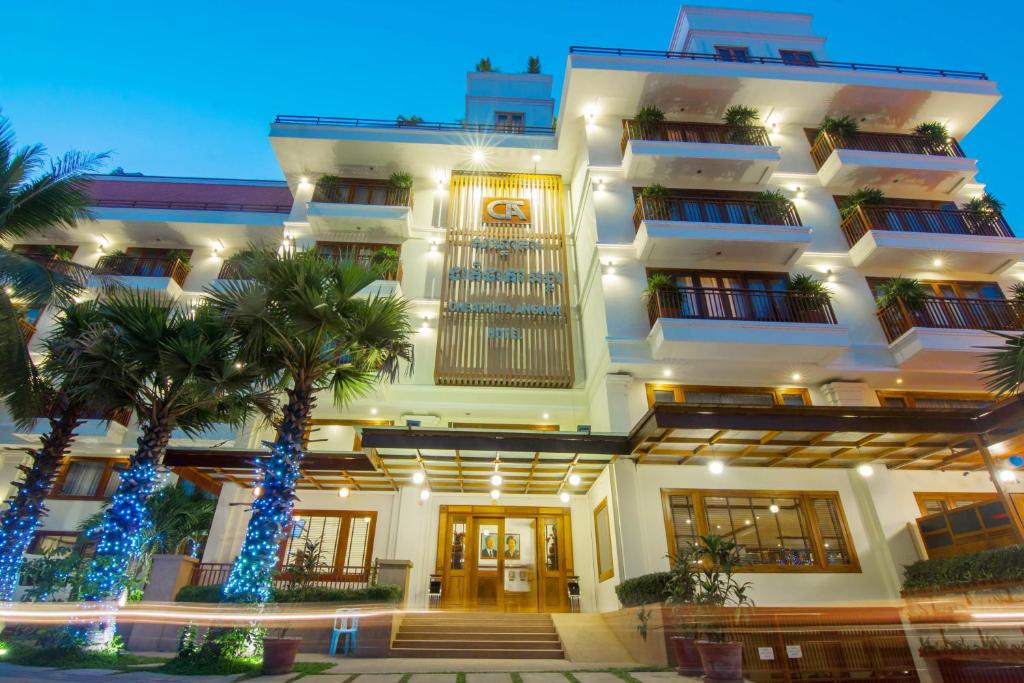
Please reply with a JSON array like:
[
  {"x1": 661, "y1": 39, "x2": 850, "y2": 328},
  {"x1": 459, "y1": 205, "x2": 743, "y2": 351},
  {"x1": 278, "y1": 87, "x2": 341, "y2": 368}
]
[
  {"x1": 903, "y1": 545, "x2": 1024, "y2": 593},
  {"x1": 175, "y1": 583, "x2": 402, "y2": 603},
  {"x1": 615, "y1": 571, "x2": 672, "y2": 607}
]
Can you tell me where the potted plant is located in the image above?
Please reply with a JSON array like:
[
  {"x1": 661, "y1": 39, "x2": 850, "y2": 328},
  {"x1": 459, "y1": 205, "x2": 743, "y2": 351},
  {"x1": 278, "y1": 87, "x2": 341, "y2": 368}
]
[
  {"x1": 689, "y1": 535, "x2": 753, "y2": 683},
  {"x1": 723, "y1": 105, "x2": 760, "y2": 144},
  {"x1": 754, "y1": 189, "x2": 795, "y2": 224},
  {"x1": 263, "y1": 538, "x2": 323, "y2": 674},
  {"x1": 476, "y1": 57, "x2": 493, "y2": 72},
  {"x1": 913, "y1": 121, "x2": 950, "y2": 154},
  {"x1": 876, "y1": 276, "x2": 929, "y2": 311},
  {"x1": 815, "y1": 114, "x2": 859, "y2": 143},
  {"x1": 527, "y1": 56, "x2": 541, "y2": 74},
  {"x1": 371, "y1": 246, "x2": 400, "y2": 279},
  {"x1": 965, "y1": 192, "x2": 1005, "y2": 234},
  {"x1": 388, "y1": 171, "x2": 413, "y2": 190},
  {"x1": 789, "y1": 273, "x2": 832, "y2": 322},
  {"x1": 396, "y1": 115, "x2": 423, "y2": 127},
  {"x1": 166, "y1": 249, "x2": 192, "y2": 267},
  {"x1": 643, "y1": 273, "x2": 675, "y2": 300},
  {"x1": 633, "y1": 105, "x2": 665, "y2": 140},
  {"x1": 664, "y1": 547, "x2": 702, "y2": 677},
  {"x1": 839, "y1": 187, "x2": 885, "y2": 219}
]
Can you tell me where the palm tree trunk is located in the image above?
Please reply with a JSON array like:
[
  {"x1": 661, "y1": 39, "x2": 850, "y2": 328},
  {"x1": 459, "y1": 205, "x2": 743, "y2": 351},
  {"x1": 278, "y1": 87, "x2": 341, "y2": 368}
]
[
  {"x1": 83, "y1": 419, "x2": 172, "y2": 602},
  {"x1": 223, "y1": 381, "x2": 314, "y2": 603},
  {"x1": 0, "y1": 397, "x2": 81, "y2": 600}
]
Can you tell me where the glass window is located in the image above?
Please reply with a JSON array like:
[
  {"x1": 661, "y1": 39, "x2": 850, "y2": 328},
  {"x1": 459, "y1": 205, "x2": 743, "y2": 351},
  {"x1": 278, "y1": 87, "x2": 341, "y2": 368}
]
[
  {"x1": 685, "y1": 391, "x2": 775, "y2": 406},
  {"x1": 281, "y1": 512, "x2": 375, "y2": 576},
  {"x1": 779, "y1": 50, "x2": 817, "y2": 66},
  {"x1": 716, "y1": 46, "x2": 751, "y2": 62},
  {"x1": 450, "y1": 517, "x2": 467, "y2": 569},
  {"x1": 57, "y1": 461, "x2": 106, "y2": 497},
  {"x1": 663, "y1": 490, "x2": 857, "y2": 571},
  {"x1": 495, "y1": 112, "x2": 525, "y2": 133},
  {"x1": 544, "y1": 521, "x2": 559, "y2": 570},
  {"x1": 781, "y1": 393, "x2": 808, "y2": 406},
  {"x1": 652, "y1": 389, "x2": 677, "y2": 403},
  {"x1": 30, "y1": 533, "x2": 78, "y2": 554}
]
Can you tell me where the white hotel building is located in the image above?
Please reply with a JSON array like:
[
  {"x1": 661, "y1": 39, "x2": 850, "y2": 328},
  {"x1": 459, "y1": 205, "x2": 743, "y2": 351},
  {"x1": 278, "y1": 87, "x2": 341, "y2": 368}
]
[{"x1": 4, "y1": 4, "x2": 1024, "y2": 641}]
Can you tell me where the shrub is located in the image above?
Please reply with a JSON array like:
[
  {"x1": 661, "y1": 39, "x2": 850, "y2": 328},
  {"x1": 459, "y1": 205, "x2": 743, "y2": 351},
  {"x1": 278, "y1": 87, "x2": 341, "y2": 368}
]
[
  {"x1": 876, "y1": 276, "x2": 928, "y2": 310},
  {"x1": 615, "y1": 571, "x2": 672, "y2": 606},
  {"x1": 527, "y1": 56, "x2": 541, "y2": 74},
  {"x1": 174, "y1": 582, "x2": 402, "y2": 603},
  {"x1": 388, "y1": 171, "x2": 413, "y2": 189},
  {"x1": 903, "y1": 545, "x2": 1024, "y2": 592},
  {"x1": 634, "y1": 106, "x2": 665, "y2": 124},
  {"x1": 723, "y1": 105, "x2": 759, "y2": 127},
  {"x1": 816, "y1": 114, "x2": 858, "y2": 141}
]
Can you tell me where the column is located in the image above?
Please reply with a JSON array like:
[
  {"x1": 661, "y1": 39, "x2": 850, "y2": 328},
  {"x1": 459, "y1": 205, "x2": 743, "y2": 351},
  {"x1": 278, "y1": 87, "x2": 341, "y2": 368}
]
[
  {"x1": 608, "y1": 459, "x2": 647, "y2": 581},
  {"x1": 820, "y1": 381, "x2": 872, "y2": 407}
]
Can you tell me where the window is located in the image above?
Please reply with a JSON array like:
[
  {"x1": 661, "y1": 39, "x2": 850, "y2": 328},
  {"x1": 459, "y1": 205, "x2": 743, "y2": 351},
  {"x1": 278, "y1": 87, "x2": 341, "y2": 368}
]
[
  {"x1": 715, "y1": 46, "x2": 751, "y2": 62},
  {"x1": 779, "y1": 50, "x2": 817, "y2": 66},
  {"x1": 495, "y1": 112, "x2": 525, "y2": 133},
  {"x1": 29, "y1": 532, "x2": 78, "y2": 554},
  {"x1": 53, "y1": 458, "x2": 125, "y2": 499},
  {"x1": 645, "y1": 384, "x2": 810, "y2": 407},
  {"x1": 593, "y1": 498, "x2": 614, "y2": 582},
  {"x1": 877, "y1": 391, "x2": 993, "y2": 410},
  {"x1": 280, "y1": 511, "x2": 377, "y2": 579},
  {"x1": 662, "y1": 489, "x2": 859, "y2": 572},
  {"x1": 914, "y1": 492, "x2": 998, "y2": 516}
]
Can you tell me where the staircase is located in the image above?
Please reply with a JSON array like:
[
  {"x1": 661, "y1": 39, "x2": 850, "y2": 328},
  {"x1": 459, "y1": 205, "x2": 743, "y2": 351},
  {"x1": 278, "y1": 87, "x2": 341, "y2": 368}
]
[{"x1": 391, "y1": 612, "x2": 564, "y2": 659}]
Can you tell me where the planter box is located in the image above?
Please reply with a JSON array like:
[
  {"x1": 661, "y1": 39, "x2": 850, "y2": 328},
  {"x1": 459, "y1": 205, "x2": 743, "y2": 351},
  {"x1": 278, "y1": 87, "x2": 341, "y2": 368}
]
[{"x1": 932, "y1": 654, "x2": 1024, "y2": 682}]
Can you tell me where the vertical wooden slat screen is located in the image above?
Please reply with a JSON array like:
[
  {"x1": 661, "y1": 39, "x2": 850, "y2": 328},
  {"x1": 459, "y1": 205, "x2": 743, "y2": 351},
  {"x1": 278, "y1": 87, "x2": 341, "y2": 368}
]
[{"x1": 435, "y1": 172, "x2": 573, "y2": 388}]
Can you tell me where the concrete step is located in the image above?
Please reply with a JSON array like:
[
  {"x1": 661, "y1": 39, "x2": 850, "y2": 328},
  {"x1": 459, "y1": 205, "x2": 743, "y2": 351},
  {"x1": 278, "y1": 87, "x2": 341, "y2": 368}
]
[
  {"x1": 397, "y1": 630, "x2": 560, "y2": 641},
  {"x1": 393, "y1": 638, "x2": 563, "y2": 651},
  {"x1": 389, "y1": 647, "x2": 564, "y2": 659}
]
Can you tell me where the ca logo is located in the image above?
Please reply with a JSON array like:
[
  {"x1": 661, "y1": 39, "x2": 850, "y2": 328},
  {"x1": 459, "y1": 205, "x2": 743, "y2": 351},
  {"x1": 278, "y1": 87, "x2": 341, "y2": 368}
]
[{"x1": 481, "y1": 197, "x2": 531, "y2": 225}]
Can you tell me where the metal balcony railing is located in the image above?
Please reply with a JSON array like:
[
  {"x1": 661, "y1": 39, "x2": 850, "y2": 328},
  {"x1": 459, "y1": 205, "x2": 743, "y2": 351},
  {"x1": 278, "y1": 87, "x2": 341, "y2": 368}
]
[
  {"x1": 316, "y1": 244, "x2": 402, "y2": 281},
  {"x1": 312, "y1": 180, "x2": 412, "y2": 208},
  {"x1": 621, "y1": 120, "x2": 772, "y2": 154},
  {"x1": 876, "y1": 297, "x2": 1024, "y2": 343},
  {"x1": 93, "y1": 255, "x2": 191, "y2": 287},
  {"x1": 569, "y1": 46, "x2": 988, "y2": 80},
  {"x1": 810, "y1": 131, "x2": 967, "y2": 168},
  {"x1": 275, "y1": 115, "x2": 555, "y2": 135},
  {"x1": 840, "y1": 205, "x2": 1014, "y2": 247},
  {"x1": 647, "y1": 286, "x2": 838, "y2": 328},
  {"x1": 632, "y1": 195, "x2": 802, "y2": 232}
]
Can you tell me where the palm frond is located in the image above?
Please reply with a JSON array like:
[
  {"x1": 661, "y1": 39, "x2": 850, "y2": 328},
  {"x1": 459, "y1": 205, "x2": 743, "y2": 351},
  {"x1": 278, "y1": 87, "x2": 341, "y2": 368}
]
[
  {"x1": 980, "y1": 332, "x2": 1024, "y2": 397},
  {"x1": 0, "y1": 248, "x2": 91, "y2": 308}
]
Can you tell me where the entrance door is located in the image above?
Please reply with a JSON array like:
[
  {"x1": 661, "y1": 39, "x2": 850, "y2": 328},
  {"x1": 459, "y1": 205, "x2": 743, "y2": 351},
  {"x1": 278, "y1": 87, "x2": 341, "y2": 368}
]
[
  {"x1": 469, "y1": 517, "x2": 504, "y2": 610},
  {"x1": 502, "y1": 517, "x2": 539, "y2": 612}
]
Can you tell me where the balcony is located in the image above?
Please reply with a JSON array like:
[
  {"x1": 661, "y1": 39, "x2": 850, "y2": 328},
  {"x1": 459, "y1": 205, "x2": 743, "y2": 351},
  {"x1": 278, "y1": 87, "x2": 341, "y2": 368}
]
[
  {"x1": 619, "y1": 120, "x2": 780, "y2": 183},
  {"x1": 810, "y1": 131, "x2": 977, "y2": 193},
  {"x1": 316, "y1": 242, "x2": 402, "y2": 298},
  {"x1": 646, "y1": 286, "x2": 849, "y2": 364},
  {"x1": 90, "y1": 255, "x2": 191, "y2": 294},
  {"x1": 877, "y1": 297, "x2": 1024, "y2": 369},
  {"x1": 842, "y1": 206, "x2": 1023, "y2": 273},
  {"x1": 632, "y1": 195, "x2": 811, "y2": 266},
  {"x1": 306, "y1": 179, "x2": 413, "y2": 238},
  {"x1": 12, "y1": 407, "x2": 132, "y2": 445}
]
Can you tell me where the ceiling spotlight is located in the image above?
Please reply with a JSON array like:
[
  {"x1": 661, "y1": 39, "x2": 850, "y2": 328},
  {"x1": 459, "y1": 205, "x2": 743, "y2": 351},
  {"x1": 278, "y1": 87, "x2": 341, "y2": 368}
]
[
  {"x1": 662, "y1": 368, "x2": 672, "y2": 377},
  {"x1": 769, "y1": 503, "x2": 780, "y2": 514},
  {"x1": 857, "y1": 464, "x2": 874, "y2": 478},
  {"x1": 412, "y1": 471, "x2": 426, "y2": 485},
  {"x1": 708, "y1": 461, "x2": 725, "y2": 475},
  {"x1": 896, "y1": 378, "x2": 903, "y2": 384},
  {"x1": 791, "y1": 372, "x2": 802, "y2": 382},
  {"x1": 490, "y1": 488, "x2": 501, "y2": 501},
  {"x1": 472, "y1": 149, "x2": 486, "y2": 163},
  {"x1": 542, "y1": 412, "x2": 550, "y2": 420},
  {"x1": 932, "y1": 257, "x2": 943, "y2": 267},
  {"x1": 568, "y1": 473, "x2": 582, "y2": 487},
  {"x1": 338, "y1": 486, "x2": 350, "y2": 498},
  {"x1": 420, "y1": 488, "x2": 431, "y2": 501},
  {"x1": 490, "y1": 473, "x2": 503, "y2": 487},
  {"x1": 299, "y1": 176, "x2": 309, "y2": 184},
  {"x1": 559, "y1": 491, "x2": 571, "y2": 503},
  {"x1": 370, "y1": 407, "x2": 378, "y2": 415},
  {"x1": 999, "y1": 468, "x2": 1016, "y2": 482}
]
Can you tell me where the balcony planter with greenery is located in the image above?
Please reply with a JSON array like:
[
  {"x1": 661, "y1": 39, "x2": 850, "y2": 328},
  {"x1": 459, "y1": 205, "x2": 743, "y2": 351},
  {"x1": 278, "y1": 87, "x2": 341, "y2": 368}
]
[
  {"x1": 965, "y1": 192, "x2": 1006, "y2": 234},
  {"x1": 371, "y1": 246, "x2": 400, "y2": 279},
  {"x1": 789, "y1": 274, "x2": 832, "y2": 323},
  {"x1": 839, "y1": 187, "x2": 885, "y2": 219},
  {"x1": 388, "y1": 171, "x2": 413, "y2": 190},
  {"x1": 816, "y1": 114, "x2": 859, "y2": 143},
  {"x1": 754, "y1": 189, "x2": 795, "y2": 224},
  {"x1": 395, "y1": 115, "x2": 423, "y2": 127},
  {"x1": 643, "y1": 273, "x2": 675, "y2": 301},
  {"x1": 913, "y1": 121, "x2": 950, "y2": 154},
  {"x1": 632, "y1": 106, "x2": 665, "y2": 140},
  {"x1": 475, "y1": 57, "x2": 493, "y2": 72},
  {"x1": 902, "y1": 544, "x2": 1024, "y2": 595},
  {"x1": 723, "y1": 105, "x2": 761, "y2": 144},
  {"x1": 876, "y1": 276, "x2": 928, "y2": 312}
]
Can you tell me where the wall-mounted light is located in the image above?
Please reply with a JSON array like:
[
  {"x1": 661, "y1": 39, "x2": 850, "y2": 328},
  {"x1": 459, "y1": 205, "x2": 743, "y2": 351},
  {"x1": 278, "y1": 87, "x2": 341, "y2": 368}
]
[
  {"x1": 932, "y1": 257, "x2": 944, "y2": 267},
  {"x1": 472, "y1": 149, "x2": 486, "y2": 164},
  {"x1": 662, "y1": 368, "x2": 672, "y2": 377},
  {"x1": 601, "y1": 260, "x2": 616, "y2": 275},
  {"x1": 896, "y1": 377, "x2": 903, "y2": 385},
  {"x1": 532, "y1": 154, "x2": 541, "y2": 163},
  {"x1": 856, "y1": 464, "x2": 874, "y2": 478},
  {"x1": 795, "y1": 187, "x2": 806, "y2": 200},
  {"x1": 429, "y1": 241, "x2": 439, "y2": 253},
  {"x1": 370, "y1": 407, "x2": 378, "y2": 415},
  {"x1": 490, "y1": 473, "x2": 503, "y2": 487},
  {"x1": 490, "y1": 489, "x2": 501, "y2": 501},
  {"x1": 420, "y1": 488, "x2": 431, "y2": 501},
  {"x1": 593, "y1": 177, "x2": 605, "y2": 191},
  {"x1": 299, "y1": 176, "x2": 309, "y2": 184},
  {"x1": 826, "y1": 269, "x2": 836, "y2": 283}
]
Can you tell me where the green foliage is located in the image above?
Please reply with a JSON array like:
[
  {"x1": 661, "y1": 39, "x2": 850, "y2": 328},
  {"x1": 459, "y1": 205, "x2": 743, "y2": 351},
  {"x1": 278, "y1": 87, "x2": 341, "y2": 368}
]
[
  {"x1": 876, "y1": 276, "x2": 928, "y2": 310},
  {"x1": 640, "y1": 184, "x2": 669, "y2": 199},
  {"x1": 817, "y1": 114, "x2": 859, "y2": 141},
  {"x1": 396, "y1": 116, "x2": 423, "y2": 127},
  {"x1": 615, "y1": 571, "x2": 672, "y2": 606},
  {"x1": 634, "y1": 106, "x2": 665, "y2": 123},
  {"x1": 754, "y1": 189, "x2": 794, "y2": 222},
  {"x1": 914, "y1": 121, "x2": 949, "y2": 142},
  {"x1": 966, "y1": 192, "x2": 1005, "y2": 214},
  {"x1": 789, "y1": 273, "x2": 832, "y2": 305},
  {"x1": 839, "y1": 187, "x2": 885, "y2": 218},
  {"x1": 643, "y1": 273, "x2": 675, "y2": 300},
  {"x1": 175, "y1": 582, "x2": 403, "y2": 603},
  {"x1": 1, "y1": 640, "x2": 162, "y2": 670},
  {"x1": 902, "y1": 544, "x2": 1024, "y2": 592},
  {"x1": 722, "y1": 105, "x2": 759, "y2": 127},
  {"x1": 527, "y1": 56, "x2": 541, "y2": 74},
  {"x1": 687, "y1": 534, "x2": 755, "y2": 643},
  {"x1": 277, "y1": 537, "x2": 324, "y2": 592},
  {"x1": 371, "y1": 246, "x2": 400, "y2": 278},
  {"x1": 388, "y1": 171, "x2": 413, "y2": 189},
  {"x1": 981, "y1": 332, "x2": 1024, "y2": 397},
  {"x1": 1010, "y1": 282, "x2": 1024, "y2": 303},
  {"x1": 20, "y1": 546, "x2": 89, "y2": 602},
  {"x1": 476, "y1": 57, "x2": 493, "y2": 72},
  {"x1": 166, "y1": 249, "x2": 191, "y2": 265}
]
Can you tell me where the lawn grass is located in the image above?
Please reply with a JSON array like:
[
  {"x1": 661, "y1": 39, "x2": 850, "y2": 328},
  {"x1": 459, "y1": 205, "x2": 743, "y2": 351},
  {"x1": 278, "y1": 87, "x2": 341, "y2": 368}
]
[{"x1": 1, "y1": 641, "x2": 166, "y2": 670}]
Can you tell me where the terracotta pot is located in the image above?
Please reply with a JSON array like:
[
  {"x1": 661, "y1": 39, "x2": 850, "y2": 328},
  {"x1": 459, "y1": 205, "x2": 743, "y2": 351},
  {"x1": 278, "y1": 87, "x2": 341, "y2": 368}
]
[
  {"x1": 670, "y1": 636, "x2": 703, "y2": 677},
  {"x1": 696, "y1": 640, "x2": 744, "y2": 683},
  {"x1": 262, "y1": 637, "x2": 302, "y2": 675}
]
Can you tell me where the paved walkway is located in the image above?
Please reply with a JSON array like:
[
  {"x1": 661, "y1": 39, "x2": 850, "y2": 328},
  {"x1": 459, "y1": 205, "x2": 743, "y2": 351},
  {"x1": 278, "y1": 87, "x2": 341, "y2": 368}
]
[{"x1": 0, "y1": 663, "x2": 692, "y2": 683}]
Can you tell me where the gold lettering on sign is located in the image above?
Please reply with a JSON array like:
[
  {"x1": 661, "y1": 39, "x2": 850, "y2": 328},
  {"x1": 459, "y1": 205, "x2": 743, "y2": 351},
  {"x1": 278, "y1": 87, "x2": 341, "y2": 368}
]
[
  {"x1": 435, "y1": 174, "x2": 573, "y2": 389},
  {"x1": 481, "y1": 197, "x2": 531, "y2": 225}
]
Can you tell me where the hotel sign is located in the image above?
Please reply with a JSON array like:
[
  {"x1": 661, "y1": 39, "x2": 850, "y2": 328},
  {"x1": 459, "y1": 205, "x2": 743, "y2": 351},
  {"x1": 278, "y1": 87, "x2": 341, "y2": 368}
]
[
  {"x1": 481, "y1": 197, "x2": 531, "y2": 225},
  {"x1": 435, "y1": 174, "x2": 573, "y2": 389}
]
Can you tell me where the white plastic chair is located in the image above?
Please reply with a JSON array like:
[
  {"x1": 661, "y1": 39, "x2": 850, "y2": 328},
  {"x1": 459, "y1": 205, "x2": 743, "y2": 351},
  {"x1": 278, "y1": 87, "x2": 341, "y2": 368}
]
[{"x1": 329, "y1": 608, "x2": 360, "y2": 656}]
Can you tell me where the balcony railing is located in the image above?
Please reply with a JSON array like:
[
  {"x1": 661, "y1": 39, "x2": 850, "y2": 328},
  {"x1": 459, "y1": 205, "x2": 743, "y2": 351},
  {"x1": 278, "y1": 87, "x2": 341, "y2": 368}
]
[
  {"x1": 189, "y1": 562, "x2": 373, "y2": 591},
  {"x1": 216, "y1": 260, "x2": 251, "y2": 280},
  {"x1": 91, "y1": 199, "x2": 291, "y2": 213},
  {"x1": 841, "y1": 206, "x2": 1015, "y2": 247},
  {"x1": 275, "y1": 115, "x2": 555, "y2": 136},
  {"x1": 312, "y1": 180, "x2": 412, "y2": 208},
  {"x1": 632, "y1": 195, "x2": 801, "y2": 232},
  {"x1": 877, "y1": 297, "x2": 1024, "y2": 343},
  {"x1": 810, "y1": 131, "x2": 967, "y2": 168},
  {"x1": 316, "y1": 245, "x2": 401, "y2": 281},
  {"x1": 647, "y1": 286, "x2": 838, "y2": 328},
  {"x1": 19, "y1": 318, "x2": 37, "y2": 342},
  {"x1": 94, "y1": 255, "x2": 191, "y2": 288},
  {"x1": 621, "y1": 120, "x2": 772, "y2": 154},
  {"x1": 569, "y1": 46, "x2": 988, "y2": 80}
]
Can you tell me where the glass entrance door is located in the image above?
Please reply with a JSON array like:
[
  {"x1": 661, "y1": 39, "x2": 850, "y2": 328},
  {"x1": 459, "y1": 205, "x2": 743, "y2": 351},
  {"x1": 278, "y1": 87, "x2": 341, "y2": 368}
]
[
  {"x1": 502, "y1": 517, "x2": 538, "y2": 612},
  {"x1": 469, "y1": 517, "x2": 504, "y2": 610}
]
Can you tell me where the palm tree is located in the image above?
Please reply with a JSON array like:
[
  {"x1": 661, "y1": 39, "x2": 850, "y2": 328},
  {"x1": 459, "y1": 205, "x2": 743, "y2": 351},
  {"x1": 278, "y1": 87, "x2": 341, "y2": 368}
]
[
  {"x1": 982, "y1": 334, "x2": 1024, "y2": 397},
  {"x1": 205, "y1": 247, "x2": 414, "y2": 602},
  {"x1": 67, "y1": 289, "x2": 275, "y2": 614},
  {"x1": 0, "y1": 301, "x2": 114, "y2": 599}
]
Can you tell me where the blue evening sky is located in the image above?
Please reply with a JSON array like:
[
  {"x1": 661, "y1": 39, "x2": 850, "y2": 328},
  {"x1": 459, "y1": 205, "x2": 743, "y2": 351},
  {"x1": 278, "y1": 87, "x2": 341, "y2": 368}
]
[{"x1": 4, "y1": 1, "x2": 1021, "y2": 223}]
